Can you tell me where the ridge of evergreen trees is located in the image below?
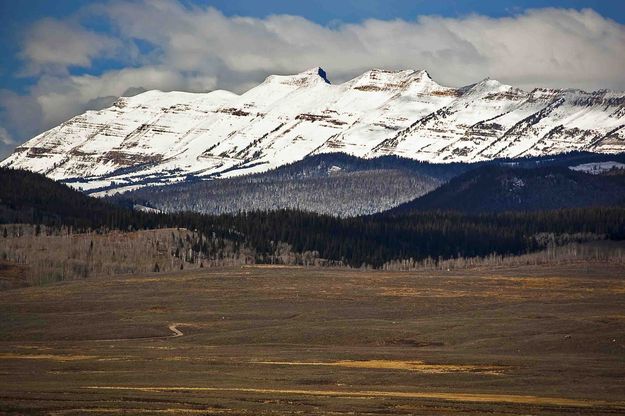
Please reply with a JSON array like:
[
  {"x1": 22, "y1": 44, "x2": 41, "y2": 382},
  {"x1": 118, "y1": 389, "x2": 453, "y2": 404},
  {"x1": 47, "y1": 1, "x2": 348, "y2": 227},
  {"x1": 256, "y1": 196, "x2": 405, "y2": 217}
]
[{"x1": 389, "y1": 164, "x2": 625, "y2": 214}]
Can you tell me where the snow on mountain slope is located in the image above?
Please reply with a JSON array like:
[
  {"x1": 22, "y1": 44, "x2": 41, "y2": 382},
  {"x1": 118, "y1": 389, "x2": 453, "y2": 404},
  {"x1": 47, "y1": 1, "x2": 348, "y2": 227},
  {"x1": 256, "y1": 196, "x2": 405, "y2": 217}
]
[
  {"x1": 314, "y1": 70, "x2": 459, "y2": 157},
  {"x1": 371, "y1": 79, "x2": 528, "y2": 161},
  {"x1": 2, "y1": 67, "x2": 624, "y2": 194},
  {"x1": 478, "y1": 89, "x2": 625, "y2": 159},
  {"x1": 570, "y1": 161, "x2": 625, "y2": 174}
]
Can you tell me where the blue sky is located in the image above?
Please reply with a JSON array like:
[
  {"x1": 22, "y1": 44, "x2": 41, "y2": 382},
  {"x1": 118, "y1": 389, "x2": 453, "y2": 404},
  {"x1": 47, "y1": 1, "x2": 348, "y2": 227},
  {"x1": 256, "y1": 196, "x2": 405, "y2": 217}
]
[
  {"x1": 1, "y1": 0, "x2": 623, "y2": 93},
  {"x1": 0, "y1": 0, "x2": 624, "y2": 156}
]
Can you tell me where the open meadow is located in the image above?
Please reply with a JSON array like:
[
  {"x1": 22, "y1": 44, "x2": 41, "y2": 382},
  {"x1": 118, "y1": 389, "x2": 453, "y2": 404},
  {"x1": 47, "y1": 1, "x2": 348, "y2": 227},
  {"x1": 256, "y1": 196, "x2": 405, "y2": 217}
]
[{"x1": 1, "y1": 263, "x2": 624, "y2": 415}]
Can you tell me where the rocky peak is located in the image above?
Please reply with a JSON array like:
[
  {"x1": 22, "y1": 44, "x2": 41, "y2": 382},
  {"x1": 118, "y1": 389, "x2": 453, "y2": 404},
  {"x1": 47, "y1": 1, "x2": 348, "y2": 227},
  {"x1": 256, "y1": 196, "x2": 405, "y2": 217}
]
[
  {"x1": 348, "y1": 68, "x2": 442, "y2": 93},
  {"x1": 263, "y1": 67, "x2": 331, "y2": 88},
  {"x1": 461, "y1": 78, "x2": 523, "y2": 100}
]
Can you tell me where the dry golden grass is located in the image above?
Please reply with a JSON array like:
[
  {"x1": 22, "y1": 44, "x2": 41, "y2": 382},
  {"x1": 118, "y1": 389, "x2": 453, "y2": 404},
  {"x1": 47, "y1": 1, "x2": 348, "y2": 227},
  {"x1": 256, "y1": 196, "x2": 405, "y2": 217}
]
[
  {"x1": 85, "y1": 385, "x2": 617, "y2": 408},
  {"x1": 252, "y1": 359, "x2": 505, "y2": 374},
  {"x1": 356, "y1": 360, "x2": 501, "y2": 375},
  {"x1": 0, "y1": 353, "x2": 98, "y2": 361}
]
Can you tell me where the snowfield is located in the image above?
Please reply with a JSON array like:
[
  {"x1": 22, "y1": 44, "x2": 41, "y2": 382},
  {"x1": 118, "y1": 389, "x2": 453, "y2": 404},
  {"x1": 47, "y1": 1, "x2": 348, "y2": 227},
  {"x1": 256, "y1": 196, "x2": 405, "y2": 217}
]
[{"x1": 569, "y1": 161, "x2": 625, "y2": 174}]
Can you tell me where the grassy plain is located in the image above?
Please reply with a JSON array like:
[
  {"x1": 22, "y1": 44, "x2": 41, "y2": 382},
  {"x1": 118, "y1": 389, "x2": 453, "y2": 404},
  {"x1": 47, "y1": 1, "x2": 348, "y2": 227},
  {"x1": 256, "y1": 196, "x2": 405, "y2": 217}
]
[{"x1": 0, "y1": 263, "x2": 624, "y2": 415}]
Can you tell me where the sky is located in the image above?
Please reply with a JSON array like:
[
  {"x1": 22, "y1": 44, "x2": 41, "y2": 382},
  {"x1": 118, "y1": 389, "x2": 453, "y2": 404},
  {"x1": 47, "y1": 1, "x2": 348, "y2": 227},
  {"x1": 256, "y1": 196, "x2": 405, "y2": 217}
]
[{"x1": 0, "y1": 0, "x2": 624, "y2": 158}]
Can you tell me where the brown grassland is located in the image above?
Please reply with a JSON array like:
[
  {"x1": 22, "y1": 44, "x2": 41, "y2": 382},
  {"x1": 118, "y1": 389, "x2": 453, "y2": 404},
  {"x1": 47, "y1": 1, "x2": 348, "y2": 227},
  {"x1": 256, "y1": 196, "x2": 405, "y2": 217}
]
[{"x1": 0, "y1": 263, "x2": 624, "y2": 415}]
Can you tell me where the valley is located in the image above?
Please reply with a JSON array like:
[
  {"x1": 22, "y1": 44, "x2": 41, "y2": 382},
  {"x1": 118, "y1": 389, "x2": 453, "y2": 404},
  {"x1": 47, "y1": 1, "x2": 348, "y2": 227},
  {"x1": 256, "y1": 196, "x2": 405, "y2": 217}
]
[
  {"x1": 2, "y1": 3, "x2": 624, "y2": 416},
  {"x1": 0, "y1": 264, "x2": 624, "y2": 415}
]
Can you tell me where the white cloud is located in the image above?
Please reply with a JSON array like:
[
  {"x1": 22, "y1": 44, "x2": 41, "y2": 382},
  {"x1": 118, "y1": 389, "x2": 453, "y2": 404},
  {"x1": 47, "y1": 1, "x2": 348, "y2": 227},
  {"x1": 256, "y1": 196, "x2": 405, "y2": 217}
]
[
  {"x1": 0, "y1": 127, "x2": 14, "y2": 146},
  {"x1": 2, "y1": 1, "x2": 625, "y2": 153},
  {"x1": 20, "y1": 18, "x2": 124, "y2": 76},
  {"x1": 33, "y1": 66, "x2": 213, "y2": 127},
  {"x1": 0, "y1": 127, "x2": 16, "y2": 160},
  {"x1": 0, "y1": 89, "x2": 43, "y2": 143}
]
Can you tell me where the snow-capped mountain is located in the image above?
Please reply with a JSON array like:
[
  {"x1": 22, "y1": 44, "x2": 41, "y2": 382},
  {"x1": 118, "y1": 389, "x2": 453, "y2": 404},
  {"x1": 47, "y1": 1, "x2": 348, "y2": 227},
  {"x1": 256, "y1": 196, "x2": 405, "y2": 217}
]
[{"x1": 2, "y1": 67, "x2": 624, "y2": 194}]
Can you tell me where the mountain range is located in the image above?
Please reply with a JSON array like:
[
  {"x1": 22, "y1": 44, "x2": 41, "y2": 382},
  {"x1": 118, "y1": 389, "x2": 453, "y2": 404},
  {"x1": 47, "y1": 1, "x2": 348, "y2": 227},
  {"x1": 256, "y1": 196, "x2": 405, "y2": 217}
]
[{"x1": 2, "y1": 68, "x2": 624, "y2": 195}]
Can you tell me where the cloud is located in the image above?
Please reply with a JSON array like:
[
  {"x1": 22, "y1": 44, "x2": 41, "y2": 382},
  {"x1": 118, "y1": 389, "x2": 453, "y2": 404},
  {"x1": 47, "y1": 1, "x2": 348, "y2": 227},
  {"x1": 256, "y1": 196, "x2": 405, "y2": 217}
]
[
  {"x1": 0, "y1": 127, "x2": 14, "y2": 146},
  {"x1": 0, "y1": 89, "x2": 43, "y2": 142},
  {"x1": 2, "y1": 1, "x2": 625, "y2": 153},
  {"x1": 31, "y1": 66, "x2": 211, "y2": 127},
  {"x1": 0, "y1": 127, "x2": 16, "y2": 160},
  {"x1": 20, "y1": 18, "x2": 124, "y2": 76}
]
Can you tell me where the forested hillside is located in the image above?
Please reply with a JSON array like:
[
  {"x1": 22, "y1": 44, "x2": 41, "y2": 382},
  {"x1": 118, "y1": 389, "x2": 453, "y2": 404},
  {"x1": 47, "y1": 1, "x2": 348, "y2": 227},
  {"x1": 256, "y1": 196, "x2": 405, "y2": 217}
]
[
  {"x1": 108, "y1": 154, "x2": 462, "y2": 216},
  {"x1": 112, "y1": 152, "x2": 625, "y2": 217},
  {"x1": 2, "y1": 167, "x2": 625, "y2": 272},
  {"x1": 389, "y1": 165, "x2": 625, "y2": 214},
  {"x1": 0, "y1": 168, "x2": 150, "y2": 229}
]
